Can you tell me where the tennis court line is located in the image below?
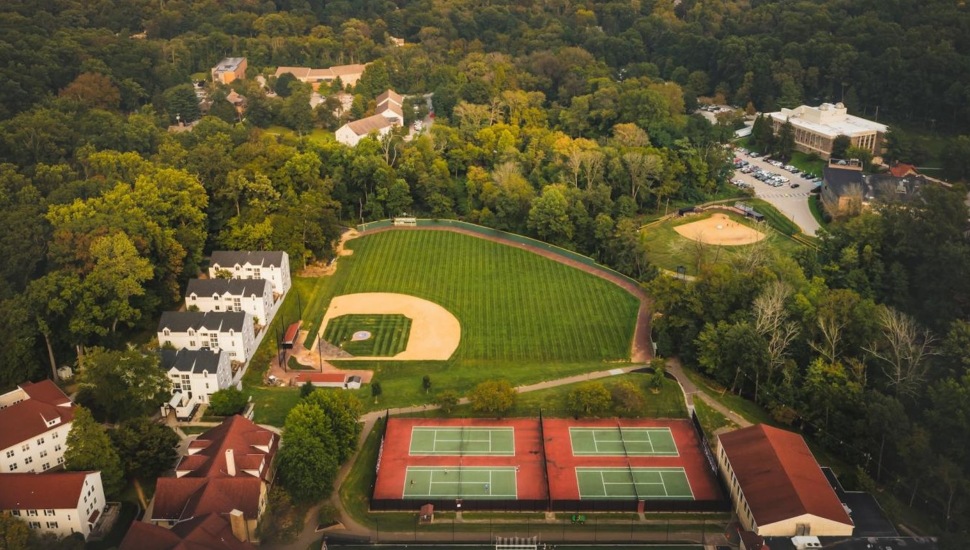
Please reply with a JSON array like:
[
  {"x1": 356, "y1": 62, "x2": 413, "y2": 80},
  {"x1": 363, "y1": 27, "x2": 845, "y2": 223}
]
[
  {"x1": 568, "y1": 427, "x2": 680, "y2": 457},
  {"x1": 575, "y1": 467, "x2": 694, "y2": 500},
  {"x1": 402, "y1": 466, "x2": 519, "y2": 499},
  {"x1": 408, "y1": 426, "x2": 516, "y2": 456}
]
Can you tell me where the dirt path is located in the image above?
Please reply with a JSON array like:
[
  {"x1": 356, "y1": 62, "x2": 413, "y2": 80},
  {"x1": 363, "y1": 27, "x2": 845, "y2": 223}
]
[{"x1": 357, "y1": 226, "x2": 655, "y2": 363}]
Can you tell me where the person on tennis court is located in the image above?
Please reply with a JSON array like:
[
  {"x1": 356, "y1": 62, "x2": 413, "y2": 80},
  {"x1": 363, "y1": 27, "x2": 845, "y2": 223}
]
[
  {"x1": 484, "y1": 483, "x2": 490, "y2": 492},
  {"x1": 410, "y1": 479, "x2": 415, "y2": 486}
]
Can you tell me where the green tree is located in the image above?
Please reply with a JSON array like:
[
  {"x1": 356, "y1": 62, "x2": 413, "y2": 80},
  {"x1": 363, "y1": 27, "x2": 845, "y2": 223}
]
[
  {"x1": 208, "y1": 387, "x2": 248, "y2": 416},
  {"x1": 76, "y1": 347, "x2": 171, "y2": 422},
  {"x1": 436, "y1": 390, "x2": 460, "y2": 413},
  {"x1": 64, "y1": 407, "x2": 124, "y2": 497},
  {"x1": 302, "y1": 390, "x2": 363, "y2": 462},
  {"x1": 110, "y1": 418, "x2": 179, "y2": 480},
  {"x1": 610, "y1": 379, "x2": 645, "y2": 414},
  {"x1": 422, "y1": 375, "x2": 432, "y2": 393},
  {"x1": 527, "y1": 184, "x2": 573, "y2": 246},
  {"x1": 371, "y1": 381, "x2": 382, "y2": 400},
  {"x1": 300, "y1": 381, "x2": 316, "y2": 398},
  {"x1": 649, "y1": 357, "x2": 667, "y2": 391},
  {"x1": 59, "y1": 73, "x2": 121, "y2": 111},
  {"x1": 162, "y1": 84, "x2": 201, "y2": 124},
  {"x1": 81, "y1": 232, "x2": 154, "y2": 334},
  {"x1": 0, "y1": 512, "x2": 29, "y2": 550},
  {"x1": 276, "y1": 422, "x2": 337, "y2": 502},
  {"x1": 565, "y1": 382, "x2": 611, "y2": 417},
  {"x1": 831, "y1": 134, "x2": 852, "y2": 159},
  {"x1": 274, "y1": 73, "x2": 298, "y2": 97},
  {"x1": 775, "y1": 119, "x2": 795, "y2": 160},
  {"x1": 468, "y1": 380, "x2": 516, "y2": 416}
]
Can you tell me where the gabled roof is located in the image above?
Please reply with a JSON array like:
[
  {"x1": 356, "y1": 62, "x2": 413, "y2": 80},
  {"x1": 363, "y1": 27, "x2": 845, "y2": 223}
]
[
  {"x1": 330, "y1": 63, "x2": 368, "y2": 77},
  {"x1": 209, "y1": 251, "x2": 287, "y2": 269},
  {"x1": 718, "y1": 424, "x2": 852, "y2": 528},
  {"x1": 186, "y1": 278, "x2": 271, "y2": 299},
  {"x1": 160, "y1": 348, "x2": 225, "y2": 374},
  {"x1": 344, "y1": 114, "x2": 394, "y2": 136},
  {"x1": 153, "y1": 416, "x2": 277, "y2": 522},
  {"x1": 376, "y1": 89, "x2": 403, "y2": 107},
  {"x1": 158, "y1": 311, "x2": 250, "y2": 334},
  {"x1": 0, "y1": 471, "x2": 95, "y2": 510},
  {"x1": 274, "y1": 66, "x2": 311, "y2": 79},
  {"x1": 120, "y1": 513, "x2": 255, "y2": 550},
  {"x1": 0, "y1": 380, "x2": 74, "y2": 451},
  {"x1": 889, "y1": 163, "x2": 918, "y2": 178}
]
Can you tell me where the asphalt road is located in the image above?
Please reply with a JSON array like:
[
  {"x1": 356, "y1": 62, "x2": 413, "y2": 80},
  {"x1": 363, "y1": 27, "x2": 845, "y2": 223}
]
[{"x1": 731, "y1": 153, "x2": 822, "y2": 236}]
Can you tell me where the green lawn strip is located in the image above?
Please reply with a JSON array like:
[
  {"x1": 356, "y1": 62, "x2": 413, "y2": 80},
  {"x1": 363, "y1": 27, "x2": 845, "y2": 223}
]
[
  {"x1": 743, "y1": 199, "x2": 800, "y2": 236},
  {"x1": 248, "y1": 386, "x2": 302, "y2": 426},
  {"x1": 692, "y1": 398, "x2": 737, "y2": 439},
  {"x1": 808, "y1": 193, "x2": 828, "y2": 228},
  {"x1": 180, "y1": 425, "x2": 213, "y2": 435},
  {"x1": 788, "y1": 151, "x2": 826, "y2": 177}
]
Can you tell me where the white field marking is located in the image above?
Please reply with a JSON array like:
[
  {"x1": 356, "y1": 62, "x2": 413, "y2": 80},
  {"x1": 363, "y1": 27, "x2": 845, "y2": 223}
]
[
  {"x1": 409, "y1": 427, "x2": 515, "y2": 456},
  {"x1": 569, "y1": 427, "x2": 679, "y2": 456},
  {"x1": 575, "y1": 467, "x2": 693, "y2": 499}
]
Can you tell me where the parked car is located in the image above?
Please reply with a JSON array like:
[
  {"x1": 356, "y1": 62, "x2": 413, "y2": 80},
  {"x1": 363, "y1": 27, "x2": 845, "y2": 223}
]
[{"x1": 790, "y1": 182, "x2": 800, "y2": 188}]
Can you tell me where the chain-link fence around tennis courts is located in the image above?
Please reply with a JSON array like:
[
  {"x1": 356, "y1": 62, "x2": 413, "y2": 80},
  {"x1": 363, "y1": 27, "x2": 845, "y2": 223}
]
[{"x1": 356, "y1": 218, "x2": 642, "y2": 287}]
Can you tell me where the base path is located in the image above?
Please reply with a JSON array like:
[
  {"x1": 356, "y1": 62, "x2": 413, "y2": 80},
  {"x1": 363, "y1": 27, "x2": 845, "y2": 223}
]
[
  {"x1": 674, "y1": 213, "x2": 766, "y2": 246},
  {"x1": 358, "y1": 226, "x2": 655, "y2": 363}
]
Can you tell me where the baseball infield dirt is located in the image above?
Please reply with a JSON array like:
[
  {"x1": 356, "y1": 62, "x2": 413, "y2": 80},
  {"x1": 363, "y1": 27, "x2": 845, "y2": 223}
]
[
  {"x1": 319, "y1": 293, "x2": 460, "y2": 360},
  {"x1": 673, "y1": 213, "x2": 766, "y2": 246}
]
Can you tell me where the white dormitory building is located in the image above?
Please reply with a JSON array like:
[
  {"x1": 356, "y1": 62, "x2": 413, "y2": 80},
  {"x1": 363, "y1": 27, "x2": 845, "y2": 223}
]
[
  {"x1": 158, "y1": 311, "x2": 256, "y2": 363},
  {"x1": 0, "y1": 471, "x2": 106, "y2": 540},
  {"x1": 767, "y1": 102, "x2": 888, "y2": 160},
  {"x1": 0, "y1": 380, "x2": 74, "y2": 474},
  {"x1": 208, "y1": 251, "x2": 291, "y2": 296},
  {"x1": 335, "y1": 89, "x2": 405, "y2": 147},
  {"x1": 161, "y1": 348, "x2": 238, "y2": 419},
  {"x1": 185, "y1": 278, "x2": 275, "y2": 327}
]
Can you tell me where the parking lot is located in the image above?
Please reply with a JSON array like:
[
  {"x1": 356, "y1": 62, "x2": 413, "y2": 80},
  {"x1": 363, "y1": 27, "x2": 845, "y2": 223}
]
[{"x1": 730, "y1": 150, "x2": 822, "y2": 236}]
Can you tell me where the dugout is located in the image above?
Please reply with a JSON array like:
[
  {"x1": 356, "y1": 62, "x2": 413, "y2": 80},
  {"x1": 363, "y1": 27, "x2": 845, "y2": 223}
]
[{"x1": 678, "y1": 206, "x2": 697, "y2": 216}]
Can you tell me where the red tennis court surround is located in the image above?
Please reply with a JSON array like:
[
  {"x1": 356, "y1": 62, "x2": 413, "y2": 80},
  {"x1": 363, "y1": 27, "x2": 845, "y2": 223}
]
[
  {"x1": 372, "y1": 417, "x2": 725, "y2": 512},
  {"x1": 542, "y1": 418, "x2": 722, "y2": 502},
  {"x1": 374, "y1": 418, "x2": 548, "y2": 502}
]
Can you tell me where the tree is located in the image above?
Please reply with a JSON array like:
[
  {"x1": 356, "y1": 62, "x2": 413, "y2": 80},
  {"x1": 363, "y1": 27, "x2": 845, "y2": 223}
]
[
  {"x1": 467, "y1": 380, "x2": 516, "y2": 416},
  {"x1": 64, "y1": 407, "x2": 124, "y2": 497},
  {"x1": 76, "y1": 348, "x2": 171, "y2": 421},
  {"x1": 275, "y1": 73, "x2": 298, "y2": 97},
  {"x1": 565, "y1": 382, "x2": 611, "y2": 417},
  {"x1": 422, "y1": 375, "x2": 432, "y2": 393},
  {"x1": 302, "y1": 390, "x2": 363, "y2": 462},
  {"x1": 864, "y1": 306, "x2": 936, "y2": 397},
  {"x1": 162, "y1": 84, "x2": 201, "y2": 124},
  {"x1": 110, "y1": 418, "x2": 179, "y2": 480},
  {"x1": 371, "y1": 381, "x2": 382, "y2": 400},
  {"x1": 300, "y1": 381, "x2": 316, "y2": 398},
  {"x1": 208, "y1": 387, "x2": 248, "y2": 416},
  {"x1": 0, "y1": 512, "x2": 29, "y2": 550},
  {"x1": 751, "y1": 281, "x2": 799, "y2": 402},
  {"x1": 59, "y1": 73, "x2": 121, "y2": 111},
  {"x1": 775, "y1": 119, "x2": 795, "y2": 160},
  {"x1": 831, "y1": 134, "x2": 852, "y2": 159},
  {"x1": 436, "y1": 390, "x2": 460, "y2": 413},
  {"x1": 81, "y1": 232, "x2": 154, "y2": 334},
  {"x1": 527, "y1": 185, "x2": 573, "y2": 246},
  {"x1": 610, "y1": 380, "x2": 645, "y2": 414},
  {"x1": 649, "y1": 357, "x2": 666, "y2": 391}
]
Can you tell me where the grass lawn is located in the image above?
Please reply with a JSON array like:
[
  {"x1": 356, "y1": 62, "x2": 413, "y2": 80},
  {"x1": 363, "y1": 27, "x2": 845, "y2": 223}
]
[
  {"x1": 692, "y1": 398, "x2": 737, "y2": 438},
  {"x1": 788, "y1": 151, "x2": 826, "y2": 177},
  {"x1": 808, "y1": 193, "x2": 829, "y2": 228},
  {"x1": 249, "y1": 386, "x2": 303, "y2": 426},
  {"x1": 324, "y1": 314, "x2": 412, "y2": 356},
  {"x1": 640, "y1": 210, "x2": 804, "y2": 277}
]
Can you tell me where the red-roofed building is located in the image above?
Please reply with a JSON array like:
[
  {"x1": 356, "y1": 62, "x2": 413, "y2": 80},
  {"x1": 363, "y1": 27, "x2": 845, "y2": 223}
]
[
  {"x1": 149, "y1": 416, "x2": 277, "y2": 542},
  {"x1": 889, "y1": 163, "x2": 919, "y2": 178},
  {"x1": 0, "y1": 380, "x2": 74, "y2": 474},
  {"x1": 716, "y1": 424, "x2": 853, "y2": 537},
  {"x1": 120, "y1": 512, "x2": 255, "y2": 550},
  {"x1": 0, "y1": 471, "x2": 105, "y2": 540},
  {"x1": 294, "y1": 372, "x2": 362, "y2": 389}
]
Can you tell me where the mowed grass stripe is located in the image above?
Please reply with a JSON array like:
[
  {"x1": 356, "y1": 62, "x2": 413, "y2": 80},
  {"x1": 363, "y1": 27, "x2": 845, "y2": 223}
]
[{"x1": 334, "y1": 231, "x2": 638, "y2": 362}]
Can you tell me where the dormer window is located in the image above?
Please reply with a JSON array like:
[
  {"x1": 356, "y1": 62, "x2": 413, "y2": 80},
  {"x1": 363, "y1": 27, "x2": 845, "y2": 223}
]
[
  {"x1": 189, "y1": 294, "x2": 196, "y2": 301},
  {"x1": 163, "y1": 329, "x2": 170, "y2": 336},
  {"x1": 188, "y1": 329, "x2": 195, "y2": 336},
  {"x1": 213, "y1": 294, "x2": 220, "y2": 300}
]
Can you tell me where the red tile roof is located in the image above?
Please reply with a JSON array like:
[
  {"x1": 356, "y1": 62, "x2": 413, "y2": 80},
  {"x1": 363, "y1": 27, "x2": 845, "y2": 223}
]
[
  {"x1": 718, "y1": 424, "x2": 852, "y2": 528},
  {"x1": 889, "y1": 163, "x2": 918, "y2": 177},
  {"x1": 0, "y1": 380, "x2": 74, "y2": 451},
  {"x1": 153, "y1": 416, "x2": 276, "y2": 523},
  {"x1": 0, "y1": 471, "x2": 93, "y2": 510},
  {"x1": 121, "y1": 513, "x2": 256, "y2": 550}
]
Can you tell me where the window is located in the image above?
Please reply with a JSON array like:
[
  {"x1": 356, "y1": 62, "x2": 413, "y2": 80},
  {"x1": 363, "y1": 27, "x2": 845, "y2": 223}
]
[
  {"x1": 54, "y1": 445, "x2": 61, "y2": 452},
  {"x1": 46, "y1": 522, "x2": 58, "y2": 529},
  {"x1": 40, "y1": 450, "x2": 47, "y2": 458},
  {"x1": 9, "y1": 463, "x2": 17, "y2": 471},
  {"x1": 11, "y1": 510, "x2": 20, "y2": 516},
  {"x1": 209, "y1": 333, "x2": 219, "y2": 348},
  {"x1": 44, "y1": 510, "x2": 55, "y2": 516},
  {"x1": 163, "y1": 329, "x2": 170, "y2": 336},
  {"x1": 233, "y1": 298, "x2": 242, "y2": 311},
  {"x1": 42, "y1": 463, "x2": 50, "y2": 471},
  {"x1": 52, "y1": 432, "x2": 58, "y2": 440},
  {"x1": 24, "y1": 456, "x2": 33, "y2": 464},
  {"x1": 27, "y1": 510, "x2": 37, "y2": 517},
  {"x1": 21, "y1": 443, "x2": 29, "y2": 452},
  {"x1": 5, "y1": 450, "x2": 13, "y2": 458},
  {"x1": 36, "y1": 437, "x2": 44, "y2": 445},
  {"x1": 189, "y1": 340, "x2": 196, "y2": 347},
  {"x1": 57, "y1": 457, "x2": 64, "y2": 465},
  {"x1": 29, "y1": 522, "x2": 40, "y2": 529}
]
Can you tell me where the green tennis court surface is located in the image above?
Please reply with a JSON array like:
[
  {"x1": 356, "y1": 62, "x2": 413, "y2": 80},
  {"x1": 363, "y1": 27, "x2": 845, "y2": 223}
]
[
  {"x1": 410, "y1": 426, "x2": 515, "y2": 456},
  {"x1": 569, "y1": 427, "x2": 678, "y2": 456},
  {"x1": 403, "y1": 466, "x2": 518, "y2": 499},
  {"x1": 576, "y1": 467, "x2": 693, "y2": 499}
]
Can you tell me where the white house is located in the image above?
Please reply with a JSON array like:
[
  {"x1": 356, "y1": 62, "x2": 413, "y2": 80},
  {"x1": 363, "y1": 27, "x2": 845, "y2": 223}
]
[
  {"x1": 0, "y1": 471, "x2": 106, "y2": 540},
  {"x1": 158, "y1": 311, "x2": 256, "y2": 363},
  {"x1": 375, "y1": 89, "x2": 404, "y2": 124},
  {"x1": 185, "y1": 278, "x2": 275, "y2": 327},
  {"x1": 208, "y1": 251, "x2": 291, "y2": 296},
  {"x1": 161, "y1": 349, "x2": 236, "y2": 419},
  {"x1": 335, "y1": 115, "x2": 396, "y2": 147},
  {"x1": 717, "y1": 424, "x2": 854, "y2": 537},
  {"x1": 0, "y1": 380, "x2": 74, "y2": 474}
]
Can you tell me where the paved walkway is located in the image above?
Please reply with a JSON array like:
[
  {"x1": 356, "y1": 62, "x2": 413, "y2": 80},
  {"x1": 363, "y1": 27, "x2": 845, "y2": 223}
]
[{"x1": 267, "y1": 359, "x2": 749, "y2": 549}]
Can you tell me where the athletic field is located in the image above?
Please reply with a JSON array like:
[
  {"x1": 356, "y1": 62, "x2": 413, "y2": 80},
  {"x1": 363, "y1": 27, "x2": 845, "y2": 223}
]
[
  {"x1": 403, "y1": 466, "x2": 518, "y2": 499},
  {"x1": 575, "y1": 467, "x2": 693, "y2": 499},
  {"x1": 322, "y1": 314, "x2": 411, "y2": 356},
  {"x1": 569, "y1": 427, "x2": 678, "y2": 456},
  {"x1": 410, "y1": 426, "x2": 515, "y2": 456}
]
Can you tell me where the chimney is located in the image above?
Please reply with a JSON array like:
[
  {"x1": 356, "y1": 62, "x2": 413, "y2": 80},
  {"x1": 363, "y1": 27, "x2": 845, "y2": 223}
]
[
  {"x1": 229, "y1": 509, "x2": 248, "y2": 542},
  {"x1": 225, "y1": 448, "x2": 236, "y2": 477}
]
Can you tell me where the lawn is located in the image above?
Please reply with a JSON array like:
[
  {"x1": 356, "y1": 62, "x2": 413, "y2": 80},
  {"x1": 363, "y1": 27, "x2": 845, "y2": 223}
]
[{"x1": 640, "y1": 210, "x2": 805, "y2": 277}]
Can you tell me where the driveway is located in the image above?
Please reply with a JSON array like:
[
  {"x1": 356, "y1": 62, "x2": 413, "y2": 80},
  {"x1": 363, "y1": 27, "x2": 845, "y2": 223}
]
[{"x1": 731, "y1": 154, "x2": 822, "y2": 236}]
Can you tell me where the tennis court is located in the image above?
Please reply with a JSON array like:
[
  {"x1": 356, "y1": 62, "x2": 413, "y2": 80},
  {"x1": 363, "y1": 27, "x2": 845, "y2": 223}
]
[
  {"x1": 575, "y1": 467, "x2": 694, "y2": 499},
  {"x1": 403, "y1": 466, "x2": 518, "y2": 499},
  {"x1": 409, "y1": 426, "x2": 515, "y2": 456},
  {"x1": 569, "y1": 427, "x2": 679, "y2": 456}
]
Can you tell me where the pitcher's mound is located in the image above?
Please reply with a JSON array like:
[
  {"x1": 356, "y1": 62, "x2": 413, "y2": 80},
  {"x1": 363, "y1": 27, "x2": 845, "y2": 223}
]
[{"x1": 674, "y1": 213, "x2": 766, "y2": 246}]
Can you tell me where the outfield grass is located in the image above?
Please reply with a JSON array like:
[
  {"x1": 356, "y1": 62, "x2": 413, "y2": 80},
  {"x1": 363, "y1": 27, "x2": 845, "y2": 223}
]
[
  {"x1": 324, "y1": 314, "x2": 412, "y2": 356},
  {"x1": 640, "y1": 210, "x2": 804, "y2": 277},
  {"x1": 329, "y1": 231, "x2": 639, "y2": 361}
]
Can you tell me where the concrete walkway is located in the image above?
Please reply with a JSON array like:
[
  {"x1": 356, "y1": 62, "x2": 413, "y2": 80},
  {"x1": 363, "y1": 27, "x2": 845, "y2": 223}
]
[{"x1": 266, "y1": 359, "x2": 749, "y2": 549}]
